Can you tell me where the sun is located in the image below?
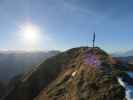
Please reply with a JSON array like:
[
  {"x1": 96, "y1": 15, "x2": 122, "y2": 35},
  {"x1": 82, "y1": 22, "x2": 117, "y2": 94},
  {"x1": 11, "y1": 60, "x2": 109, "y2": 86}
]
[
  {"x1": 23, "y1": 25, "x2": 37, "y2": 42},
  {"x1": 19, "y1": 23, "x2": 41, "y2": 44},
  {"x1": 21, "y1": 23, "x2": 40, "y2": 43},
  {"x1": 18, "y1": 22, "x2": 42, "y2": 50}
]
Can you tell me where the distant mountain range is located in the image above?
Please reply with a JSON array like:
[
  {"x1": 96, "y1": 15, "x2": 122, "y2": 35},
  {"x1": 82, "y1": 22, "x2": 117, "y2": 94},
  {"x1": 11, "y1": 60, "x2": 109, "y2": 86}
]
[
  {"x1": 0, "y1": 50, "x2": 60, "y2": 84},
  {"x1": 112, "y1": 50, "x2": 133, "y2": 65},
  {"x1": 113, "y1": 50, "x2": 133, "y2": 57}
]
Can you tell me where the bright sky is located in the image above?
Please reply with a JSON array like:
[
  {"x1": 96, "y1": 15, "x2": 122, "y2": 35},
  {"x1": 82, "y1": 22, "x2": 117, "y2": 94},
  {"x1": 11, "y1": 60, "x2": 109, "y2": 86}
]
[{"x1": 0, "y1": 0, "x2": 133, "y2": 52}]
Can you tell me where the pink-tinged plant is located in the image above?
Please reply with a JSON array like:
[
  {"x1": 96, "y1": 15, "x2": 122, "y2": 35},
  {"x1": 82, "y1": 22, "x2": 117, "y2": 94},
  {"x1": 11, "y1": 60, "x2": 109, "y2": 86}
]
[{"x1": 84, "y1": 53, "x2": 101, "y2": 67}]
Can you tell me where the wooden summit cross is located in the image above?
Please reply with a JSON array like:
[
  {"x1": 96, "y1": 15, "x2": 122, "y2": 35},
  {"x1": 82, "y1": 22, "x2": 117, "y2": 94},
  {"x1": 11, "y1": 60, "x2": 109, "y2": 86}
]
[{"x1": 93, "y1": 32, "x2": 96, "y2": 48}]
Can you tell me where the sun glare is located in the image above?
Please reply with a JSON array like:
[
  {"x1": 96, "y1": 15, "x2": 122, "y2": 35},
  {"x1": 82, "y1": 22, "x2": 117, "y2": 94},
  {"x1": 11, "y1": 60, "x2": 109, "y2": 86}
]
[
  {"x1": 21, "y1": 23, "x2": 40, "y2": 42},
  {"x1": 19, "y1": 23, "x2": 41, "y2": 43},
  {"x1": 18, "y1": 22, "x2": 42, "y2": 49},
  {"x1": 24, "y1": 26, "x2": 37, "y2": 42}
]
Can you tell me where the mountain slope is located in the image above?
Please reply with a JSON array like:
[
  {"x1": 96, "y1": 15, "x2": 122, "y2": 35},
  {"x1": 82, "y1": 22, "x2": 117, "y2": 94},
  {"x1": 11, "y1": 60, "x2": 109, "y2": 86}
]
[
  {"x1": 3, "y1": 47, "x2": 128, "y2": 100},
  {"x1": 34, "y1": 47, "x2": 126, "y2": 100},
  {"x1": 3, "y1": 47, "x2": 84, "y2": 100}
]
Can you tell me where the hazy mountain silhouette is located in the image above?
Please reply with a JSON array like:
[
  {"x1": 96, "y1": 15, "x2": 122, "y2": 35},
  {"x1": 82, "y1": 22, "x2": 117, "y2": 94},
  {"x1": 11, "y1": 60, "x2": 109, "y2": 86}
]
[
  {"x1": 113, "y1": 50, "x2": 133, "y2": 57},
  {"x1": 0, "y1": 51, "x2": 59, "y2": 84}
]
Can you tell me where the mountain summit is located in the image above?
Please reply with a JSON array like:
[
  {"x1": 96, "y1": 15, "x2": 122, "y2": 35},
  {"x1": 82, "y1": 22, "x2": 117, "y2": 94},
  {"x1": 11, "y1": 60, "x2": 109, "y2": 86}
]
[{"x1": 3, "y1": 47, "x2": 129, "y2": 100}]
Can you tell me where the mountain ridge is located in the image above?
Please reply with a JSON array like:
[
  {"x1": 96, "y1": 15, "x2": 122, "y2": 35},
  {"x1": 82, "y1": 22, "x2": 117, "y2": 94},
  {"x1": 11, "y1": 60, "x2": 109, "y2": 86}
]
[
  {"x1": 3, "y1": 47, "x2": 131, "y2": 100},
  {"x1": 34, "y1": 47, "x2": 126, "y2": 100}
]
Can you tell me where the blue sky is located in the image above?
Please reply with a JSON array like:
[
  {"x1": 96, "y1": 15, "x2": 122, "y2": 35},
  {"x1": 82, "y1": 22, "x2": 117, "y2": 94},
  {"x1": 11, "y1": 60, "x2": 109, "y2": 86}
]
[{"x1": 0, "y1": 0, "x2": 133, "y2": 52}]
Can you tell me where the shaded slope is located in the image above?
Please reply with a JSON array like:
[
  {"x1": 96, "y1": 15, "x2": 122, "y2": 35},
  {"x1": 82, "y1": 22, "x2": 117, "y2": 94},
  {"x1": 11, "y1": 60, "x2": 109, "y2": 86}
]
[{"x1": 0, "y1": 82, "x2": 6, "y2": 98}]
